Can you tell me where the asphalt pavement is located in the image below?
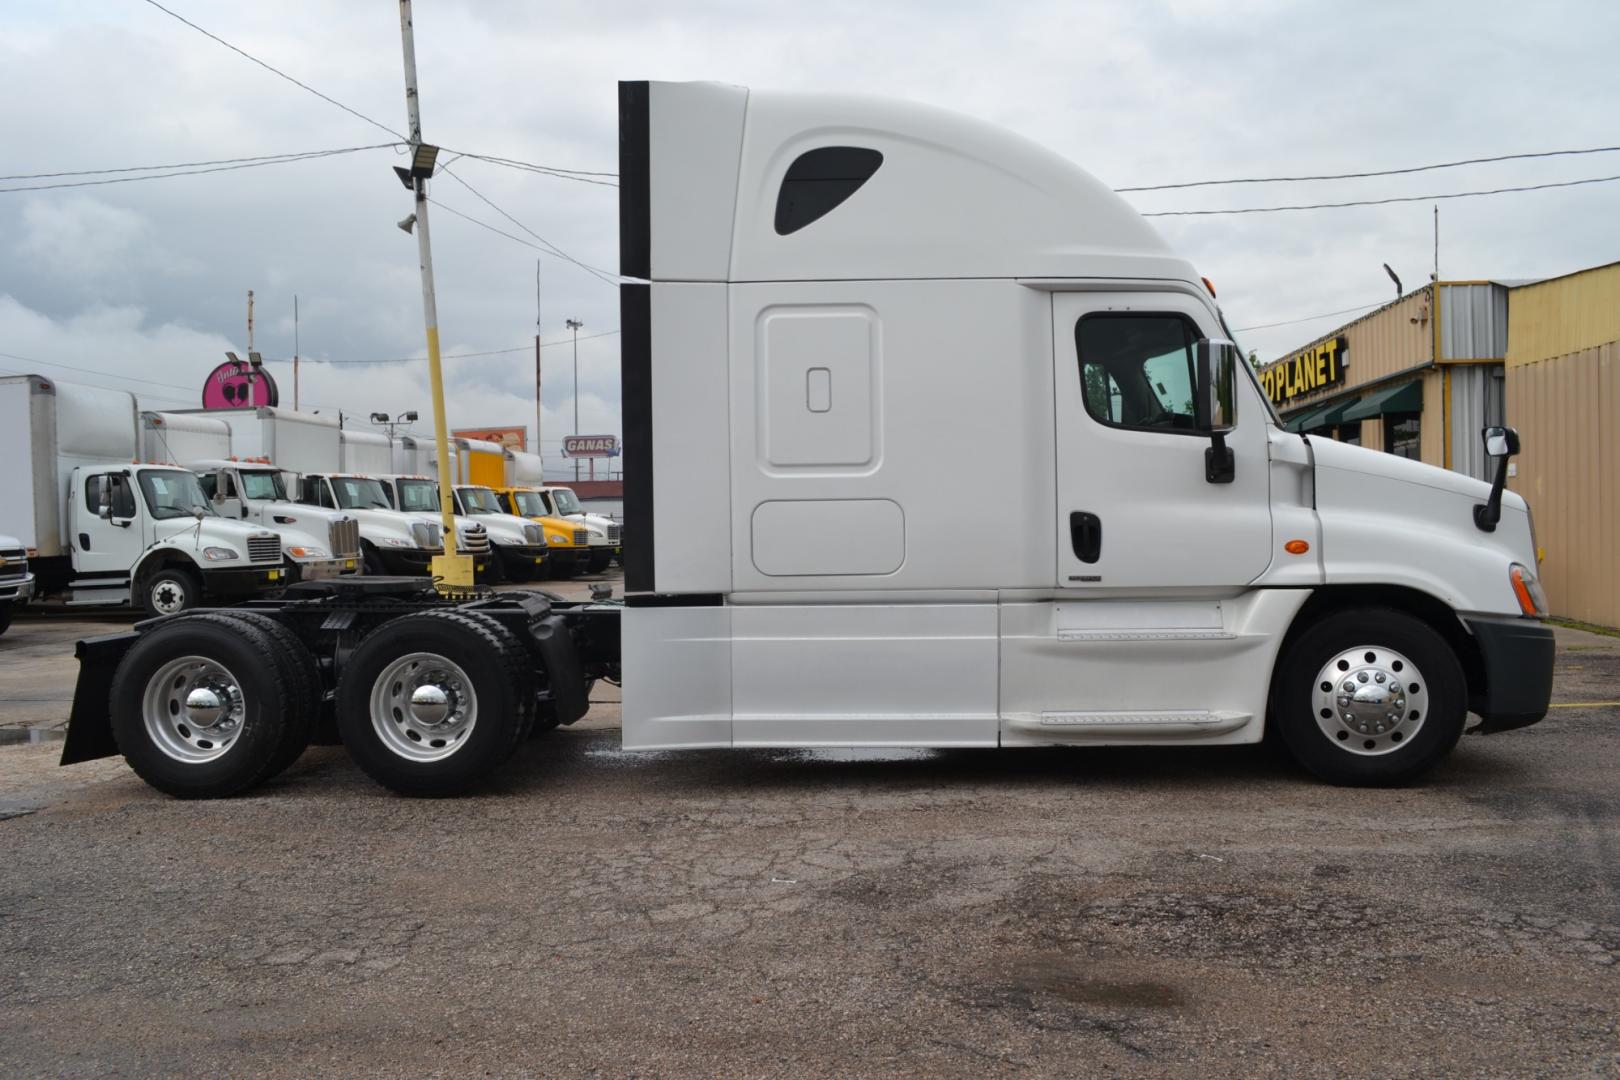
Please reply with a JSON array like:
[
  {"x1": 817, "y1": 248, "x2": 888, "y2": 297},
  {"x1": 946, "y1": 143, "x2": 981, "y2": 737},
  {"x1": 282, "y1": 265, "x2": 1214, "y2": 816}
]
[{"x1": 1, "y1": 581, "x2": 1617, "y2": 1077}]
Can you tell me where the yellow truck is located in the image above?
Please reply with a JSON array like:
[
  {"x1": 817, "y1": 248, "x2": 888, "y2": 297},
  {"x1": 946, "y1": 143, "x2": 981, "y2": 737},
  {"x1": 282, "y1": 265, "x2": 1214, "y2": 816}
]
[{"x1": 493, "y1": 487, "x2": 592, "y2": 577}]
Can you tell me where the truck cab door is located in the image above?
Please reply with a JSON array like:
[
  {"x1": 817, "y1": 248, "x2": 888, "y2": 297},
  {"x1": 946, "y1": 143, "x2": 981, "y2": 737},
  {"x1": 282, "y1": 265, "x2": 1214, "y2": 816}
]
[
  {"x1": 1052, "y1": 292, "x2": 1271, "y2": 588},
  {"x1": 202, "y1": 470, "x2": 248, "y2": 521},
  {"x1": 73, "y1": 470, "x2": 149, "y2": 576}
]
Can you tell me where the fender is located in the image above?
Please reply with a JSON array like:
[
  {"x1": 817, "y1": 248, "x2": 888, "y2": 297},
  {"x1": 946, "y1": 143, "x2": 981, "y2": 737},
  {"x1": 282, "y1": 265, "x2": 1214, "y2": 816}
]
[{"x1": 130, "y1": 546, "x2": 200, "y2": 589}]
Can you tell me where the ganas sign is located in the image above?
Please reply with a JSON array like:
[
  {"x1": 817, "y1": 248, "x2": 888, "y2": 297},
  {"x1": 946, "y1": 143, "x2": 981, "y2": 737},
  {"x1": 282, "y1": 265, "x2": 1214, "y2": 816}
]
[
  {"x1": 562, "y1": 434, "x2": 619, "y2": 458},
  {"x1": 1259, "y1": 336, "x2": 1348, "y2": 407}
]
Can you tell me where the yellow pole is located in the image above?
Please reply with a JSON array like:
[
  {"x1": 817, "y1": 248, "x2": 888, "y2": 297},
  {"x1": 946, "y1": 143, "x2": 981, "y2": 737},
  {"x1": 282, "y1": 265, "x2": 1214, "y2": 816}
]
[{"x1": 399, "y1": 0, "x2": 472, "y2": 590}]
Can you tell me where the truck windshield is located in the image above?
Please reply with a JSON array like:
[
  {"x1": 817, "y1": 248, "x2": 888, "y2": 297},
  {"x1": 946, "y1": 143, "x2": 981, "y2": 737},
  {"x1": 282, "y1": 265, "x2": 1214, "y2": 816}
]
[
  {"x1": 331, "y1": 477, "x2": 394, "y2": 510},
  {"x1": 458, "y1": 487, "x2": 502, "y2": 514},
  {"x1": 511, "y1": 490, "x2": 547, "y2": 517},
  {"x1": 239, "y1": 470, "x2": 288, "y2": 501},
  {"x1": 139, "y1": 470, "x2": 214, "y2": 520},
  {"x1": 550, "y1": 488, "x2": 582, "y2": 515},
  {"x1": 396, "y1": 479, "x2": 438, "y2": 512}
]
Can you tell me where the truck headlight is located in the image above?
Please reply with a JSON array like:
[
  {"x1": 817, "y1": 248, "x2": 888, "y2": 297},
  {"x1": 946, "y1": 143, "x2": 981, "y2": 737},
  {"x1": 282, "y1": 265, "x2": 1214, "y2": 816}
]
[
  {"x1": 382, "y1": 537, "x2": 411, "y2": 548},
  {"x1": 1510, "y1": 563, "x2": 1548, "y2": 617},
  {"x1": 287, "y1": 546, "x2": 330, "y2": 560},
  {"x1": 546, "y1": 533, "x2": 565, "y2": 545},
  {"x1": 202, "y1": 547, "x2": 240, "y2": 562}
]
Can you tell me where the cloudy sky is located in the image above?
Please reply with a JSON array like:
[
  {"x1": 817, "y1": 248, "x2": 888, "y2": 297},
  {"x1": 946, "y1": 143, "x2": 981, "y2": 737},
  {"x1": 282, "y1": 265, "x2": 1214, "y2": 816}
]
[{"x1": 6, "y1": 0, "x2": 1619, "y2": 477}]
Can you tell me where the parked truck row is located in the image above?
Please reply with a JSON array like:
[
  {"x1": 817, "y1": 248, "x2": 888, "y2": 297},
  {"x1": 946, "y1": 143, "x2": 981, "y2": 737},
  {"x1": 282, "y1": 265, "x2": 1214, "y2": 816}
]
[
  {"x1": 0, "y1": 374, "x2": 616, "y2": 624},
  {"x1": 59, "y1": 80, "x2": 1553, "y2": 800}
]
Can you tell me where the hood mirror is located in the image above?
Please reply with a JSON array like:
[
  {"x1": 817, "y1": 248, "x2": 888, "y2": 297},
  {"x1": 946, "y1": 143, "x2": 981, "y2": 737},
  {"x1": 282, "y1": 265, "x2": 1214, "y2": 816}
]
[{"x1": 1474, "y1": 425, "x2": 1520, "y2": 533}]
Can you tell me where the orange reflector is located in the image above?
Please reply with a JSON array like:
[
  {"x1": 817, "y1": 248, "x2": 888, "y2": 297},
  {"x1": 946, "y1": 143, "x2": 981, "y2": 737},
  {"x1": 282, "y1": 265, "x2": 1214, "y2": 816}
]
[
  {"x1": 1202, "y1": 276, "x2": 1217, "y2": 298},
  {"x1": 1284, "y1": 539, "x2": 1310, "y2": 555}
]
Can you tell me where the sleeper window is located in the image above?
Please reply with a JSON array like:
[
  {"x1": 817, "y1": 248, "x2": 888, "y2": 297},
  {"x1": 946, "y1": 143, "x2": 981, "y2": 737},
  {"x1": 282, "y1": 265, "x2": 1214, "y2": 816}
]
[
  {"x1": 774, "y1": 147, "x2": 883, "y2": 235},
  {"x1": 1076, "y1": 314, "x2": 1202, "y2": 433}
]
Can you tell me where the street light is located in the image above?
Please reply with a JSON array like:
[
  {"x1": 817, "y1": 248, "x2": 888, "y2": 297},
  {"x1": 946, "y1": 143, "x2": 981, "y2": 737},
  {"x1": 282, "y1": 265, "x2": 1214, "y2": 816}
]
[
  {"x1": 567, "y1": 318, "x2": 583, "y2": 481},
  {"x1": 369, "y1": 410, "x2": 420, "y2": 436}
]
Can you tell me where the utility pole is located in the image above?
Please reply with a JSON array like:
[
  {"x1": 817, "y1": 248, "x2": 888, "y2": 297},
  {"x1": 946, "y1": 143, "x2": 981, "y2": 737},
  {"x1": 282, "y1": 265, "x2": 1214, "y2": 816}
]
[
  {"x1": 544, "y1": 265, "x2": 550, "y2": 466},
  {"x1": 534, "y1": 260, "x2": 542, "y2": 462},
  {"x1": 567, "y1": 317, "x2": 583, "y2": 482},
  {"x1": 293, "y1": 294, "x2": 300, "y2": 411},
  {"x1": 395, "y1": 0, "x2": 469, "y2": 589}
]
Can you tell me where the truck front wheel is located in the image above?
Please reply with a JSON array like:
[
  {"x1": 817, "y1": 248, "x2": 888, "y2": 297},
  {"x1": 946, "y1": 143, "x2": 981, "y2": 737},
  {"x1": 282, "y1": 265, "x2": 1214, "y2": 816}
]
[
  {"x1": 0, "y1": 602, "x2": 11, "y2": 636},
  {"x1": 141, "y1": 565, "x2": 200, "y2": 617},
  {"x1": 335, "y1": 611, "x2": 535, "y2": 796},
  {"x1": 1271, "y1": 607, "x2": 1467, "y2": 786}
]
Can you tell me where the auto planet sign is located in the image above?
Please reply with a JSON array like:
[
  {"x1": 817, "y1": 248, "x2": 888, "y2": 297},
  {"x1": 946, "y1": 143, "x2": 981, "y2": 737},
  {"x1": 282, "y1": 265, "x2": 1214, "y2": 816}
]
[{"x1": 562, "y1": 435, "x2": 619, "y2": 458}]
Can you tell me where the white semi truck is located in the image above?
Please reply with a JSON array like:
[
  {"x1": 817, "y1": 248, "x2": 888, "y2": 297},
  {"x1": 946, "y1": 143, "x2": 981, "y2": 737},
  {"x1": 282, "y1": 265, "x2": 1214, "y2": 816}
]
[
  {"x1": 139, "y1": 412, "x2": 361, "y2": 582},
  {"x1": 1, "y1": 374, "x2": 286, "y2": 616},
  {"x1": 60, "y1": 81, "x2": 1552, "y2": 799}
]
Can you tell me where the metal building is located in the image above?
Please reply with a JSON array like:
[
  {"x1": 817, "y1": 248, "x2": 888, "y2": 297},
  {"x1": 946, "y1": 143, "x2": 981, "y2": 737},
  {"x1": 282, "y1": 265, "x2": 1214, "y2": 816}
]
[
  {"x1": 1259, "y1": 281, "x2": 1509, "y2": 481},
  {"x1": 1503, "y1": 260, "x2": 1620, "y2": 627}
]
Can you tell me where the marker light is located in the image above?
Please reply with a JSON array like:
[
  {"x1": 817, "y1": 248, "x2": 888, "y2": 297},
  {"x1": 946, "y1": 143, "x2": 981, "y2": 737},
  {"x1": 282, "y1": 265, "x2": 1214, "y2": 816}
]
[
  {"x1": 1509, "y1": 563, "x2": 1547, "y2": 616},
  {"x1": 1202, "y1": 276, "x2": 1217, "y2": 298},
  {"x1": 1284, "y1": 539, "x2": 1310, "y2": 555}
]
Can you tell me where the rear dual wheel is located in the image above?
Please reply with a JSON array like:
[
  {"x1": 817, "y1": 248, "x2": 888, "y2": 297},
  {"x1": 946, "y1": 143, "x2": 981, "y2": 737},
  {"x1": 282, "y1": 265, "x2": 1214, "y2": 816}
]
[
  {"x1": 335, "y1": 611, "x2": 535, "y2": 797},
  {"x1": 1272, "y1": 607, "x2": 1466, "y2": 786},
  {"x1": 109, "y1": 612, "x2": 321, "y2": 798}
]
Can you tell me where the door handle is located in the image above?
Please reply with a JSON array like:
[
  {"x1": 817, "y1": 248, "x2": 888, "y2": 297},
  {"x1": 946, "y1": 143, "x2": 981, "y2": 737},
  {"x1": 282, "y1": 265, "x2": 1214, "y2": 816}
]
[
  {"x1": 1069, "y1": 512, "x2": 1101, "y2": 563},
  {"x1": 78, "y1": 532, "x2": 91, "y2": 552}
]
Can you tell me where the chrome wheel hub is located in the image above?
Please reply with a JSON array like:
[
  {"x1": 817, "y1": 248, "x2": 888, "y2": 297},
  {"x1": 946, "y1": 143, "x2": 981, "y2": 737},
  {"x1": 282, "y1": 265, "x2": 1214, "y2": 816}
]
[
  {"x1": 142, "y1": 656, "x2": 245, "y2": 763},
  {"x1": 370, "y1": 652, "x2": 477, "y2": 762},
  {"x1": 1311, "y1": 646, "x2": 1429, "y2": 756},
  {"x1": 151, "y1": 579, "x2": 188, "y2": 615}
]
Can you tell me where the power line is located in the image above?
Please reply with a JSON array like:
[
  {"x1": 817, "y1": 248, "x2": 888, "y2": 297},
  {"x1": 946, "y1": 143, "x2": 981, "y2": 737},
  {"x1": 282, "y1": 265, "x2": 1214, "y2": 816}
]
[
  {"x1": 1233, "y1": 300, "x2": 1389, "y2": 333},
  {"x1": 1118, "y1": 143, "x2": 1620, "y2": 192},
  {"x1": 0, "y1": 145, "x2": 393, "y2": 181},
  {"x1": 1141, "y1": 173, "x2": 1620, "y2": 216},
  {"x1": 427, "y1": 170, "x2": 624, "y2": 286},
  {"x1": 448, "y1": 150, "x2": 618, "y2": 188},
  {"x1": 0, "y1": 145, "x2": 397, "y2": 194},
  {"x1": 275, "y1": 330, "x2": 622, "y2": 366},
  {"x1": 139, "y1": 0, "x2": 404, "y2": 141}
]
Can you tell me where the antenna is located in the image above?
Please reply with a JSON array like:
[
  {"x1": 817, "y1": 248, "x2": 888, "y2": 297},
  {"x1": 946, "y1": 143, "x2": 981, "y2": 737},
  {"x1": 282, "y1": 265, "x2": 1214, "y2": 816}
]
[
  {"x1": 293, "y1": 294, "x2": 300, "y2": 411},
  {"x1": 1433, "y1": 204, "x2": 1440, "y2": 282}
]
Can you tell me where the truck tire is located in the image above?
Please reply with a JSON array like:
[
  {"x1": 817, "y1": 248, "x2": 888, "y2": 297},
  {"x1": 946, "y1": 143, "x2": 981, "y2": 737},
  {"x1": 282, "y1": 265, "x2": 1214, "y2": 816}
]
[
  {"x1": 199, "y1": 610, "x2": 322, "y2": 778},
  {"x1": 108, "y1": 616, "x2": 295, "y2": 798},
  {"x1": 141, "y1": 565, "x2": 201, "y2": 618},
  {"x1": 0, "y1": 602, "x2": 11, "y2": 637},
  {"x1": 335, "y1": 610, "x2": 535, "y2": 796},
  {"x1": 1271, "y1": 607, "x2": 1467, "y2": 786},
  {"x1": 587, "y1": 548, "x2": 612, "y2": 574},
  {"x1": 362, "y1": 543, "x2": 386, "y2": 576}
]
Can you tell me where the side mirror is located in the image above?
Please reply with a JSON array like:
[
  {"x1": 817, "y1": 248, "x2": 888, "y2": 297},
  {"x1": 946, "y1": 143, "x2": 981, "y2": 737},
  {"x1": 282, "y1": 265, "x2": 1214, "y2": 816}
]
[
  {"x1": 1474, "y1": 425, "x2": 1520, "y2": 532},
  {"x1": 1195, "y1": 338, "x2": 1239, "y2": 484},
  {"x1": 1483, "y1": 425, "x2": 1519, "y2": 459}
]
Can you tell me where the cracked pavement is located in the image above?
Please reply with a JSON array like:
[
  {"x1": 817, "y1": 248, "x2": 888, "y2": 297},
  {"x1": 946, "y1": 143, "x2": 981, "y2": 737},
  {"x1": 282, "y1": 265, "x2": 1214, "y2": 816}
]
[{"x1": 1, "y1": 591, "x2": 1617, "y2": 1077}]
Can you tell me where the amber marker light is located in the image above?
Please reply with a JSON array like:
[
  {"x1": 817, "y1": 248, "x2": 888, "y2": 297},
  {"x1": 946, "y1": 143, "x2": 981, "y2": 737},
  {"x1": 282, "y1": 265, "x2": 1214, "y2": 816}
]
[
  {"x1": 1202, "y1": 276, "x2": 1217, "y2": 298},
  {"x1": 1284, "y1": 539, "x2": 1310, "y2": 555}
]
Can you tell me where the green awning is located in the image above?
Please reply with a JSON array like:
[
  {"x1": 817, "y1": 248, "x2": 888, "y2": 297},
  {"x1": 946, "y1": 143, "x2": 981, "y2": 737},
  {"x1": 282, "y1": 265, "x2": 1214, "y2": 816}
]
[
  {"x1": 1284, "y1": 395, "x2": 1361, "y2": 433},
  {"x1": 1342, "y1": 380, "x2": 1422, "y2": 422}
]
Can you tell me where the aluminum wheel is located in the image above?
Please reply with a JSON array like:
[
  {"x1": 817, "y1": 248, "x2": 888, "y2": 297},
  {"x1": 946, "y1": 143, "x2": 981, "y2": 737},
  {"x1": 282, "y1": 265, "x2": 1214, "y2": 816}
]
[
  {"x1": 141, "y1": 655, "x2": 246, "y2": 763},
  {"x1": 1310, "y1": 645, "x2": 1430, "y2": 756},
  {"x1": 368, "y1": 652, "x2": 478, "y2": 763},
  {"x1": 149, "y1": 575, "x2": 191, "y2": 615}
]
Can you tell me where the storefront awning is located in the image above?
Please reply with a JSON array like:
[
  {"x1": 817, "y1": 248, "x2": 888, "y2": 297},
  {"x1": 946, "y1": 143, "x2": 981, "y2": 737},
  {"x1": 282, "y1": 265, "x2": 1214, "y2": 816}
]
[
  {"x1": 1342, "y1": 380, "x2": 1422, "y2": 422},
  {"x1": 1283, "y1": 394, "x2": 1361, "y2": 433}
]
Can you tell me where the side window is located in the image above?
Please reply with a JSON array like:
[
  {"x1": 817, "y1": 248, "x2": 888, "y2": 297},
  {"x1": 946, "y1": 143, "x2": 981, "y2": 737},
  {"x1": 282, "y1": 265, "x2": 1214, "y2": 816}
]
[
  {"x1": 774, "y1": 147, "x2": 883, "y2": 236},
  {"x1": 1077, "y1": 314, "x2": 1202, "y2": 433},
  {"x1": 315, "y1": 481, "x2": 335, "y2": 509},
  {"x1": 84, "y1": 474, "x2": 135, "y2": 517},
  {"x1": 196, "y1": 474, "x2": 217, "y2": 501}
]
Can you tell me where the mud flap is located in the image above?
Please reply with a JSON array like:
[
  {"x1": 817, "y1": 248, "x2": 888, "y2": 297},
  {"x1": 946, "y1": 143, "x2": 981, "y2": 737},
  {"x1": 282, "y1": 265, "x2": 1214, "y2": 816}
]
[
  {"x1": 59, "y1": 631, "x2": 139, "y2": 765},
  {"x1": 530, "y1": 615, "x2": 590, "y2": 726}
]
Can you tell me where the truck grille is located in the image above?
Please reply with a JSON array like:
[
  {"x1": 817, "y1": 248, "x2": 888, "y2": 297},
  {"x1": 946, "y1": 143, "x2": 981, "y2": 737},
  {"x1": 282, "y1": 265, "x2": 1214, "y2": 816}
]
[
  {"x1": 328, "y1": 517, "x2": 361, "y2": 558},
  {"x1": 248, "y1": 535, "x2": 282, "y2": 563},
  {"x1": 457, "y1": 526, "x2": 491, "y2": 555},
  {"x1": 411, "y1": 521, "x2": 442, "y2": 550},
  {"x1": 572, "y1": 528, "x2": 588, "y2": 546},
  {"x1": 607, "y1": 524, "x2": 622, "y2": 543},
  {"x1": 0, "y1": 550, "x2": 26, "y2": 582}
]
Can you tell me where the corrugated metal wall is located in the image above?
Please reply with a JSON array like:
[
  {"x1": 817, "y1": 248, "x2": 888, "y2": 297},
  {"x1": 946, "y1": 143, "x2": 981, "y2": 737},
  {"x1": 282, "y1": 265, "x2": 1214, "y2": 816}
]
[
  {"x1": 1438, "y1": 283, "x2": 1509, "y2": 360},
  {"x1": 1448, "y1": 364, "x2": 1506, "y2": 481},
  {"x1": 1506, "y1": 341, "x2": 1619, "y2": 626},
  {"x1": 1507, "y1": 262, "x2": 1620, "y2": 367}
]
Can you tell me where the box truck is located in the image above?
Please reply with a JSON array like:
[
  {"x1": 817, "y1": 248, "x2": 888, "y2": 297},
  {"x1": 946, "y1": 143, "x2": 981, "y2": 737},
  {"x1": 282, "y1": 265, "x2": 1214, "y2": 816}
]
[
  {"x1": 60, "y1": 82, "x2": 1552, "y2": 799},
  {"x1": 1, "y1": 374, "x2": 285, "y2": 616},
  {"x1": 140, "y1": 412, "x2": 361, "y2": 582},
  {"x1": 497, "y1": 449, "x2": 620, "y2": 572}
]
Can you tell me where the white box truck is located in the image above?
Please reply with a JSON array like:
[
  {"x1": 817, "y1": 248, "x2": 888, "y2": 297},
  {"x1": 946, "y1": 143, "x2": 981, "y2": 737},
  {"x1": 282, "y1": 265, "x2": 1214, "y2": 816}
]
[
  {"x1": 141, "y1": 411, "x2": 361, "y2": 582},
  {"x1": 499, "y1": 449, "x2": 621, "y2": 572},
  {"x1": 0, "y1": 374, "x2": 286, "y2": 616},
  {"x1": 60, "y1": 81, "x2": 1552, "y2": 798},
  {"x1": 0, "y1": 532, "x2": 35, "y2": 636}
]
